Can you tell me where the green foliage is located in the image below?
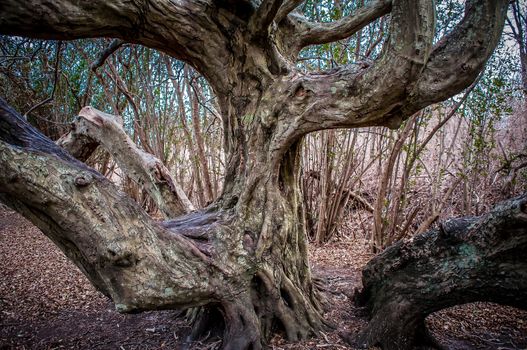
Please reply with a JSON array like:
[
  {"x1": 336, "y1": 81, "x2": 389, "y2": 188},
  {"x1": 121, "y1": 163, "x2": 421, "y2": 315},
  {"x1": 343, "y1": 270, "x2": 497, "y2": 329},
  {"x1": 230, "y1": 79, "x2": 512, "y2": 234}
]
[{"x1": 298, "y1": 0, "x2": 386, "y2": 70}]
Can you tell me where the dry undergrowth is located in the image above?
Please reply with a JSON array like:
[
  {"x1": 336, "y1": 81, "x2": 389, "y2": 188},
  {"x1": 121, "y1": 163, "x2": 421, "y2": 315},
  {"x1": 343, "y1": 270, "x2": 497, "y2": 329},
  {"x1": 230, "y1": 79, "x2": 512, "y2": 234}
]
[{"x1": 1, "y1": 207, "x2": 526, "y2": 350}]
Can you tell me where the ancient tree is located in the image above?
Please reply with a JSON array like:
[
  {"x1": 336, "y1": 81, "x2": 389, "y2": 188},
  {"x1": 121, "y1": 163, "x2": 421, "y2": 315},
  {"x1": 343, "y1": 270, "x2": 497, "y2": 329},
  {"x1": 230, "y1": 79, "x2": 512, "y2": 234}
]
[{"x1": 0, "y1": 0, "x2": 510, "y2": 349}]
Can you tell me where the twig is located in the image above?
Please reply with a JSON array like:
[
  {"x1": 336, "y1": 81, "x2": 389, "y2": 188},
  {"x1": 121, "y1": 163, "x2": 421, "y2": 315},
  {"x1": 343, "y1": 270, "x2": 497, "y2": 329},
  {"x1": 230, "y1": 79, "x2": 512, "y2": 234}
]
[
  {"x1": 23, "y1": 41, "x2": 63, "y2": 118},
  {"x1": 91, "y1": 39, "x2": 125, "y2": 71}
]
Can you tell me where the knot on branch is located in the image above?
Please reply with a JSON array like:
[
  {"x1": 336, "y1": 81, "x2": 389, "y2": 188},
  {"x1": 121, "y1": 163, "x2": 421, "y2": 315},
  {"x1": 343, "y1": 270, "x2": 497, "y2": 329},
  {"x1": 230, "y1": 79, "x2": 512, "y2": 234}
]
[
  {"x1": 292, "y1": 84, "x2": 313, "y2": 99},
  {"x1": 78, "y1": 106, "x2": 124, "y2": 127},
  {"x1": 106, "y1": 247, "x2": 139, "y2": 268},
  {"x1": 74, "y1": 174, "x2": 93, "y2": 187}
]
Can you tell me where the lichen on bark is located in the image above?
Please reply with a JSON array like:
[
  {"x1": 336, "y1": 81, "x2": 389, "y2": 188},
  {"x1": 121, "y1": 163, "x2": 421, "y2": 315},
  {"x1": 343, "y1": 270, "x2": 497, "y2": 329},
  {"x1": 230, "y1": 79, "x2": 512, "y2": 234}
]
[{"x1": 0, "y1": 0, "x2": 512, "y2": 348}]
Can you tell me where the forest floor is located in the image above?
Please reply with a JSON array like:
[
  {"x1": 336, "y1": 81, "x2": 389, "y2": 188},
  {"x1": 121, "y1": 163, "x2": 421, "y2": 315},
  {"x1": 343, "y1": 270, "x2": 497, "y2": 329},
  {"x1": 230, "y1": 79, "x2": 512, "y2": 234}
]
[{"x1": 1, "y1": 207, "x2": 526, "y2": 350}]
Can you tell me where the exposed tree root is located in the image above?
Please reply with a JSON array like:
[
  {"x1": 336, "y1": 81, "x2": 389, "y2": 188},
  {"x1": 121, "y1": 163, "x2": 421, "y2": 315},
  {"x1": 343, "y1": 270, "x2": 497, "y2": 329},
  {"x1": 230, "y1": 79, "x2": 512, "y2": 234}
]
[{"x1": 183, "y1": 266, "x2": 328, "y2": 349}]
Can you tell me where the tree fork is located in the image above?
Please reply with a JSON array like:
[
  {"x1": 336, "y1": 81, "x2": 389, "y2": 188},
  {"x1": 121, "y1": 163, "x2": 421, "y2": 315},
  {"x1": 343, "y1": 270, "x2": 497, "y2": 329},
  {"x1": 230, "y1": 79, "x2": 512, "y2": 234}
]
[
  {"x1": 0, "y1": 0, "x2": 512, "y2": 348},
  {"x1": 353, "y1": 194, "x2": 527, "y2": 350},
  {"x1": 0, "y1": 98, "x2": 327, "y2": 349}
]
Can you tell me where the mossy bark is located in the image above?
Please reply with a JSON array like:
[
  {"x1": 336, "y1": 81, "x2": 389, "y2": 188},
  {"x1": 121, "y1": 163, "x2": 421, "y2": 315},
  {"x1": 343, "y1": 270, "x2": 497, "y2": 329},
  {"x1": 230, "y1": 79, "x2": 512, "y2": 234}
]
[
  {"x1": 354, "y1": 194, "x2": 527, "y2": 350},
  {"x1": 0, "y1": 0, "x2": 511, "y2": 348}
]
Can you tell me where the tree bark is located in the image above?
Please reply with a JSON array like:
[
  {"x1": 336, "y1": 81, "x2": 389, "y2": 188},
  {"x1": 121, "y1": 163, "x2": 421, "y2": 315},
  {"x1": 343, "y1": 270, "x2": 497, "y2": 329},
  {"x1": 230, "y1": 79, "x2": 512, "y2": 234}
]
[
  {"x1": 354, "y1": 194, "x2": 527, "y2": 350},
  {"x1": 0, "y1": 98, "x2": 327, "y2": 349},
  {"x1": 0, "y1": 0, "x2": 510, "y2": 348}
]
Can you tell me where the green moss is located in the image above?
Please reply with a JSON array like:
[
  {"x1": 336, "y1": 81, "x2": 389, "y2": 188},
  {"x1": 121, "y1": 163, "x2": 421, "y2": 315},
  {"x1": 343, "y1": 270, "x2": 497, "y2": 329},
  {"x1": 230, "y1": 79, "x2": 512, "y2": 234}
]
[
  {"x1": 459, "y1": 243, "x2": 477, "y2": 257},
  {"x1": 456, "y1": 243, "x2": 479, "y2": 269},
  {"x1": 243, "y1": 114, "x2": 254, "y2": 123},
  {"x1": 164, "y1": 287, "x2": 175, "y2": 296},
  {"x1": 115, "y1": 303, "x2": 129, "y2": 312}
]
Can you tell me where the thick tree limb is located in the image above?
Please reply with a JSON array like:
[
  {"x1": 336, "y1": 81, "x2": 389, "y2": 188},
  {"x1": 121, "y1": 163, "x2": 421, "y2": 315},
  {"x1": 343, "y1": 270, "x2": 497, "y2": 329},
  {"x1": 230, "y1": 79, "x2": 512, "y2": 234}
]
[
  {"x1": 404, "y1": 0, "x2": 510, "y2": 113},
  {"x1": 0, "y1": 0, "x2": 508, "y2": 141},
  {"x1": 250, "y1": 0, "x2": 284, "y2": 36},
  {"x1": 275, "y1": 0, "x2": 305, "y2": 24},
  {"x1": 268, "y1": 0, "x2": 507, "y2": 146},
  {"x1": 0, "y1": 98, "x2": 221, "y2": 311},
  {"x1": 57, "y1": 106, "x2": 194, "y2": 217},
  {"x1": 267, "y1": 0, "x2": 435, "y2": 152},
  {"x1": 0, "y1": 0, "x2": 234, "y2": 94},
  {"x1": 353, "y1": 193, "x2": 527, "y2": 350},
  {"x1": 297, "y1": 0, "x2": 392, "y2": 48},
  {"x1": 0, "y1": 0, "x2": 138, "y2": 40}
]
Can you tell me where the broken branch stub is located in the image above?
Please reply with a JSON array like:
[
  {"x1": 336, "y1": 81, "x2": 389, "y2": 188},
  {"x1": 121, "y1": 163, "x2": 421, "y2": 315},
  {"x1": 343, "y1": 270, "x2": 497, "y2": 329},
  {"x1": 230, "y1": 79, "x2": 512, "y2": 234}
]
[{"x1": 58, "y1": 106, "x2": 194, "y2": 217}]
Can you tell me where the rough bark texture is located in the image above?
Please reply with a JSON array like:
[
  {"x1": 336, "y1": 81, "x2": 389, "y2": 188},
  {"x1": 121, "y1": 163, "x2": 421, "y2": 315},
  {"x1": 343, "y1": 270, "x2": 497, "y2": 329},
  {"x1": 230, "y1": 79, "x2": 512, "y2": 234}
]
[
  {"x1": 0, "y1": 99, "x2": 325, "y2": 349},
  {"x1": 354, "y1": 194, "x2": 527, "y2": 350},
  {"x1": 0, "y1": 0, "x2": 510, "y2": 348}
]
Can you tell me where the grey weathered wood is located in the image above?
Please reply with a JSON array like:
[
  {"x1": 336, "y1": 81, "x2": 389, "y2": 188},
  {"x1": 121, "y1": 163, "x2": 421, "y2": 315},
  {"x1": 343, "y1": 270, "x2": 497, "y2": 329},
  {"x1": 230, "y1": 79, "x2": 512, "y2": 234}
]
[{"x1": 57, "y1": 106, "x2": 193, "y2": 217}]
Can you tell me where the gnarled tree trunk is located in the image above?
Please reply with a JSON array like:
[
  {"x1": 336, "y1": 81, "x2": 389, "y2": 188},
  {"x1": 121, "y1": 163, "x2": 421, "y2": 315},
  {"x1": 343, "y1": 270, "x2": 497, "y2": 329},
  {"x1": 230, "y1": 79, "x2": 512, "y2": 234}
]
[
  {"x1": 0, "y1": 96, "x2": 327, "y2": 349},
  {"x1": 354, "y1": 194, "x2": 527, "y2": 350},
  {"x1": 0, "y1": 0, "x2": 509, "y2": 348}
]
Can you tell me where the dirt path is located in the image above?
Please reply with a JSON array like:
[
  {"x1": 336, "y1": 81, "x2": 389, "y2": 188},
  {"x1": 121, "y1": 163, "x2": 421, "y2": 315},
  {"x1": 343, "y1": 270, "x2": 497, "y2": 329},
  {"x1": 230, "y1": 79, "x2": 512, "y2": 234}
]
[{"x1": 1, "y1": 208, "x2": 526, "y2": 349}]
